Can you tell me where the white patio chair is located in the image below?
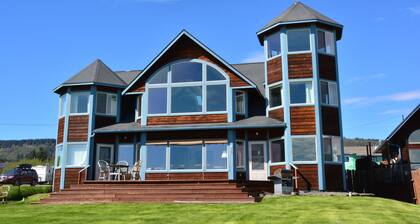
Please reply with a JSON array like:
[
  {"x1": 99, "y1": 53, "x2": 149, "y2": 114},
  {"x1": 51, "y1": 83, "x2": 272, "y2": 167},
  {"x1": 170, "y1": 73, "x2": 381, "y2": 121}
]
[{"x1": 97, "y1": 160, "x2": 110, "y2": 181}]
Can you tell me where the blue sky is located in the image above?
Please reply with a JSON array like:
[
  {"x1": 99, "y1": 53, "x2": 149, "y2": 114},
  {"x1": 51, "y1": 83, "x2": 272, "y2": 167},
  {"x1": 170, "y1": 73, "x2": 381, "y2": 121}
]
[{"x1": 0, "y1": 0, "x2": 419, "y2": 140}]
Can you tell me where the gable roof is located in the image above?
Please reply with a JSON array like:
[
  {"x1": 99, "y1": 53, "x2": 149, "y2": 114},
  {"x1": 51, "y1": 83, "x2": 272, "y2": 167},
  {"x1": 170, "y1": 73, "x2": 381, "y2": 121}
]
[
  {"x1": 257, "y1": 2, "x2": 343, "y2": 44},
  {"x1": 54, "y1": 59, "x2": 127, "y2": 93},
  {"x1": 375, "y1": 104, "x2": 420, "y2": 153},
  {"x1": 232, "y1": 62, "x2": 265, "y2": 95},
  {"x1": 122, "y1": 30, "x2": 258, "y2": 95}
]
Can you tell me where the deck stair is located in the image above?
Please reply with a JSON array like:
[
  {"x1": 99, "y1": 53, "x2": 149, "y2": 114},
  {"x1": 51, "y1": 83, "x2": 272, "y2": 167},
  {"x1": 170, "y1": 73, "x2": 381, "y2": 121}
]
[{"x1": 41, "y1": 180, "x2": 259, "y2": 204}]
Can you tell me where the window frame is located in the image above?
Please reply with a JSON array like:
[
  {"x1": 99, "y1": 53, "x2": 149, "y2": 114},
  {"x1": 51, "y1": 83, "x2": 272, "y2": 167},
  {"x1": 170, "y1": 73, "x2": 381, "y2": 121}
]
[
  {"x1": 144, "y1": 140, "x2": 229, "y2": 173},
  {"x1": 320, "y1": 80, "x2": 339, "y2": 107},
  {"x1": 291, "y1": 135, "x2": 318, "y2": 164},
  {"x1": 287, "y1": 28, "x2": 312, "y2": 54},
  {"x1": 235, "y1": 91, "x2": 246, "y2": 115},
  {"x1": 266, "y1": 31, "x2": 281, "y2": 60},
  {"x1": 135, "y1": 94, "x2": 142, "y2": 121},
  {"x1": 66, "y1": 142, "x2": 88, "y2": 168},
  {"x1": 317, "y1": 29, "x2": 336, "y2": 56},
  {"x1": 236, "y1": 140, "x2": 246, "y2": 170},
  {"x1": 323, "y1": 135, "x2": 342, "y2": 164},
  {"x1": 146, "y1": 59, "x2": 229, "y2": 116},
  {"x1": 269, "y1": 137, "x2": 286, "y2": 165},
  {"x1": 55, "y1": 144, "x2": 63, "y2": 168},
  {"x1": 96, "y1": 91, "x2": 118, "y2": 116},
  {"x1": 268, "y1": 82, "x2": 283, "y2": 110},
  {"x1": 289, "y1": 79, "x2": 314, "y2": 106},
  {"x1": 69, "y1": 91, "x2": 90, "y2": 115},
  {"x1": 58, "y1": 94, "x2": 67, "y2": 118}
]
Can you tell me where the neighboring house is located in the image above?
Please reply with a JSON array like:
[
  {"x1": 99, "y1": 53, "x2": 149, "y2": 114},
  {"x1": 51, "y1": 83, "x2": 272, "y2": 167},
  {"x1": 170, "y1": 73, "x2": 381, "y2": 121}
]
[
  {"x1": 375, "y1": 104, "x2": 420, "y2": 169},
  {"x1": 344, "y1": 146, "x2": 381, "y2": 170},
  {"x1": 53, "y1": 2, "x2": 345, "y2": 193}
]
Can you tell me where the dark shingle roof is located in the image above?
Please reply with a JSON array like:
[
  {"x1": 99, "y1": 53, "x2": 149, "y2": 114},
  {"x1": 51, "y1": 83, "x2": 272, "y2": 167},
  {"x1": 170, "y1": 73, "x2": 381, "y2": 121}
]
[
  {"x1": 257, "y1": 2, "x2": 343, "y2": 44},
  {"x1": 115, "y1": 70, "x2": 142, "y2": 85},
  {"x1": 94, "y1": 116, "x2": 284, "y2": 133},
  {"x1": 54, "y1": 59, "x2": 127, "y2": 92},
  {"x1": 232, "y1": 62, "x2": 265, "y2": 95}
]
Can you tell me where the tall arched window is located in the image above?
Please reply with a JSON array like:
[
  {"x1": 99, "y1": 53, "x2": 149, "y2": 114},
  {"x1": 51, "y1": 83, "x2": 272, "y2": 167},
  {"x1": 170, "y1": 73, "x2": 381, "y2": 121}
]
[
  {"x1": 147, "y1": 60, "x2": 228, "y2": 115},
  {"x1": 409, "y1": 129, "x2": 420, "y2": 144}
]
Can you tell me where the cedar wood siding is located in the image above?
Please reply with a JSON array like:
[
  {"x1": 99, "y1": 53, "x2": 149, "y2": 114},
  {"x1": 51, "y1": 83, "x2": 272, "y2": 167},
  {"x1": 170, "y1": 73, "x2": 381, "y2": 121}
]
[
  {"x1": 127, "y1": 35, "x2": 251, "y2": 93},
  {"x1": 145, "y1": 172, "x2": 228, "y2": 180},
  {"x1": 267, "y1": 56, "x2": 282, "y2": 84},
  {"x1": 270, "y1": 164, "x2": 319, "y2": 191},
  {"x1": 53, "y1": 168, "x2": 85, "y2": 191},
  {"x1": 95, "y1": 116, "x2": 117, "y2": 129},
  {"x1": 269, "y1": 108, "x2": 284, "y2": 122},
  {"x1": 321, "y1": 106, "x2": 340, "y2": 136},
  {"x1": 325, "y1": 164, "x2": 343, "y2": 191},
  {"x1": 318, "y1": 54, "x2": 337, "y2": 81},
  {"x1": 57, "y1": 117, "x2": 65, "y2": 144},
  {"x1": 288, "y1": 53, "x2": 313, "y2": 79},
  {"x1": 67, "y1": 115, "x2": 89, "y2": 142},
  {"x1": 148, "y1": 114, "x2": 227, "y2": 125},
  {"x1": 290, "y1": 106, "x2": 316, "y2": 135}
]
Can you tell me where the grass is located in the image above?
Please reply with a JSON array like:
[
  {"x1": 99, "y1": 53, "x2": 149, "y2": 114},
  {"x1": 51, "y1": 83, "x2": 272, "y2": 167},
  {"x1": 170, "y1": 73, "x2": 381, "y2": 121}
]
[{"x1": 0, "y1": 196, "x2": 419, "y2": 224}]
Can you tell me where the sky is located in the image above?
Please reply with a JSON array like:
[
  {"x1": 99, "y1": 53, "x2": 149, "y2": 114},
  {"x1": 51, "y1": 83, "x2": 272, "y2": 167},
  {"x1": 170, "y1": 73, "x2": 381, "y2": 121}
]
[{"x1": 0, "y1": 0, "x2": 419, "y2": 140}]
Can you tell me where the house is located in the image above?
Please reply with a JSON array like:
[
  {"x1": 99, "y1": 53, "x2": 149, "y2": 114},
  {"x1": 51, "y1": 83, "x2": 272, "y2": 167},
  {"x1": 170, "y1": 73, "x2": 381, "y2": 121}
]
[{"x1": 52, "y1": 2, "x2": 345, "y2": 199}]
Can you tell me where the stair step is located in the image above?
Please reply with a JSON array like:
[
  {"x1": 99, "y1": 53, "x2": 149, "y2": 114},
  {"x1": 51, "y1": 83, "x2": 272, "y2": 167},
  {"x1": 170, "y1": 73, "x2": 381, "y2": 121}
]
[{"x1": 57, "y1": 189, "x2": 243, "y2": 194}]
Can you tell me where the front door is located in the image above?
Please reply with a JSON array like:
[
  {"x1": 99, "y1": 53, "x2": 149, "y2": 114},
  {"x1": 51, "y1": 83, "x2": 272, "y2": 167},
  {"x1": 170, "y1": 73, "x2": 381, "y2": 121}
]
[
  {"x1": 248, "y1": 142, "x2": 267, "y2": 180},
  {"x1": 95, "y1": 144, "x2": 114, "y2": 179}
]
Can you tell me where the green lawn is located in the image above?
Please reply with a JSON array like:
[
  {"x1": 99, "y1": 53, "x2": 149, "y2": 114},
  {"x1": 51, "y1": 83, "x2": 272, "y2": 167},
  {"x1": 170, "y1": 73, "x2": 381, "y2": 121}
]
[{"x1": 1, "y1": 195, "x2": 419, "y2": 224}]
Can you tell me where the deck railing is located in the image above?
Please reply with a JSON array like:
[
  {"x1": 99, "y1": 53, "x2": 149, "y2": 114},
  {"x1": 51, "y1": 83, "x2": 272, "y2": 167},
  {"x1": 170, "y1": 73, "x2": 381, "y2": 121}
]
[{"x1": 78, "y1": 165, "x2": 90, "y2": 185}]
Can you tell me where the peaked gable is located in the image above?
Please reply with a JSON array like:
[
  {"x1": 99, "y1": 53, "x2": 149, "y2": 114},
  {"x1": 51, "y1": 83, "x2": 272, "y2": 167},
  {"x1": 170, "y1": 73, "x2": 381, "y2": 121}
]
[{"x1": 123, "y1": 30, "x2": 257, "y2": 94}]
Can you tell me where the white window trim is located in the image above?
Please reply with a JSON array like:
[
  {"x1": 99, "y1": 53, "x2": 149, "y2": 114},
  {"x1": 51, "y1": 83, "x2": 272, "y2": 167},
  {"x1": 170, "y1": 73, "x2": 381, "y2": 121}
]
[
  {"x1": 266, "y1": 31, "x2": 281, "y2": 60},
  {"x1": 135, "y1": 95, "x2": 142, "y2": 121},
  {"x1": 291, "y1": 135, "x2": 318, "y2": 163},
  {"x1": 65, "y1": 141, "x2": 89, "y2": 168},
  {"x1": 58, "y1": 95, "x2": 66, "y2": 118},
  {"x1": 289, "y1": 79, "x2": 314, "y2": 107},
  {"x1": 146, "y1": 59, "x2": 229, "y2": 116},
  {"x1": 70, "y1": 91, "x2": 90, "y2": 115},
  {"x1": 269, "y1": 137, "x2": 286, "y2": 166},
  {"x1": 323, "y1": 135, "x2": 342, "y2": 164},
  {"x1": 320, "y1": 79, "x2": 339, "y2": 107},
  {"x1": 287, "y1": 28, "x2": 312, "y2": 54},
  {"x1": 96, "y1": 91, "x2": 118, "y2": 116},
  {"x1": 236, "y1": 140, "x2": 246, "y2": 170},
  {"x1": 317, "y1": 28, "x2": 336, "y2": 57},
  {"x1": 268, "y1": 83, "x2": 284, "y2": 110},
  {"x1": 55, "y1": 144, "x2": 63, "y2": 168},
  {"x1": 235, "y1": 91, "x2": 246, "y2": 115}
]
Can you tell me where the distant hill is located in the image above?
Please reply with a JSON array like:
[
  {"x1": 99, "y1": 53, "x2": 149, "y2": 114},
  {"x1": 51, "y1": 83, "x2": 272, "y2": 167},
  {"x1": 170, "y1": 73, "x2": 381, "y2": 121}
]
[
  {"x1": 343, "y1": 137, "x2": 381, "y2": 147},
  {"x1": 0, "y1": 139, "x2": 55, "y2": 163}
]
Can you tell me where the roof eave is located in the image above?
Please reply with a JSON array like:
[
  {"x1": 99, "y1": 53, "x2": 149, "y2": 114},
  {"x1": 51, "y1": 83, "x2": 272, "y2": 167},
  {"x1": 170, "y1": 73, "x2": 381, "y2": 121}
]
[{"x1": 53, "y1": 82, "x2": 126, "y2": 94}]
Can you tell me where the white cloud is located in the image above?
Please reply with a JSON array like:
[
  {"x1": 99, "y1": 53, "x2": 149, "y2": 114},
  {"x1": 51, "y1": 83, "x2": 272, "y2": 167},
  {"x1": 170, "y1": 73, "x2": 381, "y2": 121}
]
[
  {"x1": 240, "y1": 51, "x2": 265, "y2": 63},
  {"x1": 344, "y1": 89, "x2": 420, "y2": 107},
  {"x1": 378, "y1": 109, "x2": 410, "y2": 116},
  {"x1": 408, "y1": 6, "x2": 420, "y2": 15},
  {"x1": 345, "y1": 73, "x2": 386, "y2": 84}
]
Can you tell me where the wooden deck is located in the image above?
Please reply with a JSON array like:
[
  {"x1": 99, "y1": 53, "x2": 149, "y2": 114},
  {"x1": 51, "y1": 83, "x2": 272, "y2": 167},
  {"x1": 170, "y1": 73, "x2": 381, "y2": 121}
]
[{"x1": 42, "y1": 180, "x2": 273, "y2": 204}]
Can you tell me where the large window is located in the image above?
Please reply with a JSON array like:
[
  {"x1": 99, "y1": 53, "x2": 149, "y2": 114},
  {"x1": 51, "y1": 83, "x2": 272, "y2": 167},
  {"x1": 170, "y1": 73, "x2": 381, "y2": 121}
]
[
  {"x1": 321, "y1": 81, "x2": 338, "y2": 106},
  {"x1": 118, "y1": 144, "x2": 135, "y2": 167},
  {"x1": 96, "y1": 92, "x2": 117, "y2": 116},
  {"x1": 409, "y1": 149, "x2": 420, "y2": 170},
  {"x1": 147, "y1": 61, "x2": 228, "y2": 115},
  {"x1": 292, "y1": 137, "x2": 316, "y2": 162},
  {"x1": 70, "y1": 92, "x2": 89, "y2": 114},
  {"x1": 269, "y1": 85, "x2": 282, "y2": 108},
  {"x1": 267, "y1": 32, "x2": 281, "y2": 58},
  {"x1": 67, "y1": 143, "x2": 87, "y2": 166},
  {"x1": 170, "y1": 144, "x2": 202, "y2": 170},
  {"x1": 59, "y1": 94, "x2": 67, "y2": 117},
  {"x1": 290, "y1": 81, "x2": 313, "y2": 105},
  {"x1": 235, "y1": 91, "x2": 245, "y2": 114},
  {"x1": 323, "y1": 136, "x2": 342, "y2": 162},
  {"x1": 270, "y1": 139, "x2": 285, "y2": 163},
  {"x1": 206, "y1": 144, "x2": 228, "y2": 170},
  {"x1": 317, "y1": 30, "x2": 335, "y2": 55},
  {"x1": 146, "y1": 145, "x2": 167, "y2": 171},
  {"x1": 236, "y1": 141, "x2": 245, "y2": 169},
  {"x1": 288, "y1": 29, "x2": 310, "y2": 52}
]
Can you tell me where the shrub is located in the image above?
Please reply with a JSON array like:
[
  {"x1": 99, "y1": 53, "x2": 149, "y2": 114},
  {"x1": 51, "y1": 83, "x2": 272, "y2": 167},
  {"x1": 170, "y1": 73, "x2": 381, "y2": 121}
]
[{"x1": 6, "y1": 185, "x2": 52, "y2": 201}]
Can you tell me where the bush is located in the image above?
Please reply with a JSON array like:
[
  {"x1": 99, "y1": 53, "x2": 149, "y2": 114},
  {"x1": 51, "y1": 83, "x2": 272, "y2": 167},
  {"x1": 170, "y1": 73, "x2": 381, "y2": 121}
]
[{"x1": 6, "y1": 185, "x2": 52, "y2": 201}]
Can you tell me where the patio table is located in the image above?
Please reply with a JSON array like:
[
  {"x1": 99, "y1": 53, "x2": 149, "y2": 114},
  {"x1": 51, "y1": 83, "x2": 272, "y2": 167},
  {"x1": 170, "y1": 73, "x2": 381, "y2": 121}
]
[{"x1": 109, "y1": 164, "x2": 129, "y2": 180}]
